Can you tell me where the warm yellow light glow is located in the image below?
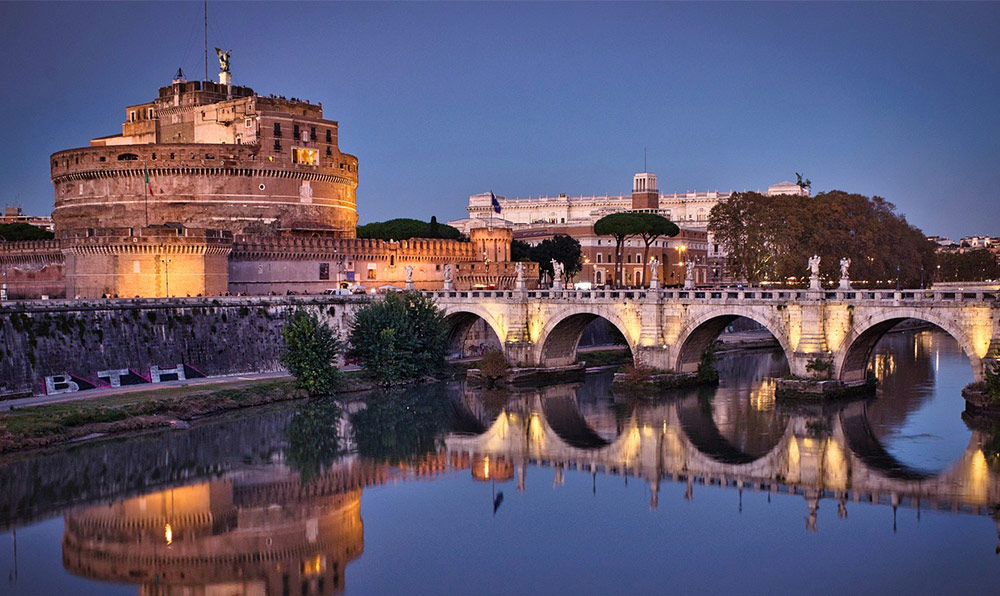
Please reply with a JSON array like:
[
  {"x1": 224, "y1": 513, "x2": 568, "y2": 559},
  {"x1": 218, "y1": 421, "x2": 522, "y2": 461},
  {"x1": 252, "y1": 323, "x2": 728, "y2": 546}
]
[
  {"x1": 871, "y1": 353, "x2": 896, "y2": 383},
  {"x1": 292, "y1": 147, "x2": 319, "y2": 166},
  {"x1": 164, "y1": 523, "x2": 172, "y2": 545},
  {"x1": 482, "y1": 456, "x2": 491, "y2": 480},
  {"x1": 528, "y1": 316, "x2": 544, "y2": 344},
  {"x1": 528, "y1": 412, "x2": 545, "y2": 445},
  {"x1": 968, "y1": 449, "x2": 989, "y2": 504},
  {"x1": 823, "y1": 438, "x2": 848, "y2": 489},
  {"x1": 970, "y1": 313, "x2": 992, "y2": 359},
  {"x1": 749, "y1": 378, "x2": 776, "y2": 411},
  {"x1": 302, "y1": 555, "x2": 326, "y2": 577}
]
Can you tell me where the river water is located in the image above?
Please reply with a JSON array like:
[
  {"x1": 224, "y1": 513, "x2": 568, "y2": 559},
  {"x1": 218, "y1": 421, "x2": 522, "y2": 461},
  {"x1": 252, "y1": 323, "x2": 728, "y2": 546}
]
[{"x1": 1, "y1": 328, "x2": 998, "y2": 595}]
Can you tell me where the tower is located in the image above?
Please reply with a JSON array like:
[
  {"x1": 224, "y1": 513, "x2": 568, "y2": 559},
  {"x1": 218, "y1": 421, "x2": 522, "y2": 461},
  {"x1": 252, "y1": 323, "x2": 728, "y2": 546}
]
[{"x1": 631, "y1": 172, "x2": 658, "y2": 210}]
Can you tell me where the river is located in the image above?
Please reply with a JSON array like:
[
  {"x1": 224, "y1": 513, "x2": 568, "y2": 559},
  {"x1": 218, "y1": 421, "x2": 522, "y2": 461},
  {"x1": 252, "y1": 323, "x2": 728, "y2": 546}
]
[{"x1": 1, "y1": 328, "x2": 998, "y2": 595}]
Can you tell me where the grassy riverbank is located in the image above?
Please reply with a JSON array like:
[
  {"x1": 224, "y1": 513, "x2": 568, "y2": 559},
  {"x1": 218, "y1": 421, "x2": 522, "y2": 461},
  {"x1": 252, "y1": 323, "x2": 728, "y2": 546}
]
[{"x1": 0, "y1": 374, "x2": 376, "y2": 454}]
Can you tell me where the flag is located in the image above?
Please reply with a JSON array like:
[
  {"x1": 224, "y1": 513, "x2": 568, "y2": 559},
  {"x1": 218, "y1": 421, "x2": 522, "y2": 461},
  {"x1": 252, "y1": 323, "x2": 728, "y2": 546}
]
[
  {"x1": 490, "y1": 191, "x2": 501, "y2": 214},
  {"x1": 144, "y1": 165, "x2": 154, "y2": 195}
]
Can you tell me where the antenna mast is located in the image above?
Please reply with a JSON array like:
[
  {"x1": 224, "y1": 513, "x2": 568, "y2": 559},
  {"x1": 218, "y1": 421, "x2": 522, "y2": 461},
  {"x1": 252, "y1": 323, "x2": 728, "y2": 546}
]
[{"x1": 204, "y1": 0, "x2": 208, "y2": 82}]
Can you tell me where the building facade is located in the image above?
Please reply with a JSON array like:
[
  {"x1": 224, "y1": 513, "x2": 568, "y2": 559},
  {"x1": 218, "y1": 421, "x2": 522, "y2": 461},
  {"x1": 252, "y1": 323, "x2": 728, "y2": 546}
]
[{"x1": 450, "y1": 172, "x2": 809, "y2": 286}]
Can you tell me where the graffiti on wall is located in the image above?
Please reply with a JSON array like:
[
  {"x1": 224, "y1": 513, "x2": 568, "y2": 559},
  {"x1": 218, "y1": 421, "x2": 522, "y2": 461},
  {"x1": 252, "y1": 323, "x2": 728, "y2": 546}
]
[{"x1": 43, "y1": 364, "x2": 206, "y2": 395}]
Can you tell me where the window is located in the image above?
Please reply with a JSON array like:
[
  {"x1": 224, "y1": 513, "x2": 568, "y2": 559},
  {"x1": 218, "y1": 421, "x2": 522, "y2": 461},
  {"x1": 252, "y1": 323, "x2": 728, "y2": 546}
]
[
  {"x1": 310, "y1": 126, "x2": 316, "y2": 140},
  {"x1": 596, "y1": 253, "x2": 603, "y2": 264},
  {"x1": 366, "y1": 264, "x2": 377, "y2": 280},
  {"x1": 273, "y1": 122, "x2": 281, "y2": 137},
  {"x1": 147, "y1": 108, "x2": 154, "y2": 119},
  {"x1": 274, "y1": 140, "x2": 281, "y2": 150},
  {"x1": 326, "y1": 129, "x2": 332, "y2": 143},
  {"x1": 636, "y1": 253, "x2": 642, "y2": 263},
  {"x1": 293, "y1": 124, "x2": 300, "y2": 140},
  {"x1": 319, "y1": 263, "x2": 330, "y2": 280},
  {"x1": 291, "y1": 148, "x2": 318, "y2": 166},
  {"x1": 129, "y1": 111, "x2": 136, "y2": 122},
  {"x1": 626, "y1": 254, "x2": 632, "y2": 264},
  {"x1": 245, "y1": 118, "x2": 253, "y2": 128},
  {"x1": 389, "y1": 255, "x2": 395, "y2": 267},
  {"x1": 326, "y1": 147, "x2": 332, "y2": 156}
]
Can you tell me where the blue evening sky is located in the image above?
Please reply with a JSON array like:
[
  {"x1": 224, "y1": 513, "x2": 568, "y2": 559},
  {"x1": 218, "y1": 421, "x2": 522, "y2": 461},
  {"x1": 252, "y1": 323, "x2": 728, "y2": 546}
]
[{"x1": 1, "y1": 2, "x2": 997, "y2": 238}]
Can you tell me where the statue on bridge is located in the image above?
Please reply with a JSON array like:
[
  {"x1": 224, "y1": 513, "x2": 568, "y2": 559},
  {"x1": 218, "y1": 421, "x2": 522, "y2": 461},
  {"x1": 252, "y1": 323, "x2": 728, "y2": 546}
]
[
  {"x1": 808, "y1": 255, "x2": 822, "y2": 291},
  {"x1": 404, "y1": 265, "x2": 415, "y2": 290},
  {"x1": 551, "y1": 259, "x2": 564, "y2": 291},
  {"x1": 839, "y1": 258, "x2": 851, "y2": 290},
  {"x1": 649, "y1": 257, "x2": 660, "y2": 290},
  {"x1": 684, "y1": 260, "x2": 695, "y2": 289},
  {"x1": 443, "y1": 264, "x2": 454, "y2": 291},
  {"x1": 515, "y1": 261, "x2": 526, "y2": 291}
]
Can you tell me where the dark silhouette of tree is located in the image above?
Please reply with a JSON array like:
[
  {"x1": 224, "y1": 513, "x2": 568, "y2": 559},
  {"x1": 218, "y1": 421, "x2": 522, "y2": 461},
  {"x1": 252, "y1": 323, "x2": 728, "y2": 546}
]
[
  {"x1": 632, "y1": 213, "x2": 680, "y2": 285},
  {"x1": 356, "y1": 218, "x2": 462, "y2": 240},
  {"x1": 0, "y1": 223, "x2": 54, "y2": 241},
  {"x1": 594, "y1": 213, "x2": 647, "y2": 287},
  {"x1": 530, "y1": 234, "x2": 583, "y2": 283}
]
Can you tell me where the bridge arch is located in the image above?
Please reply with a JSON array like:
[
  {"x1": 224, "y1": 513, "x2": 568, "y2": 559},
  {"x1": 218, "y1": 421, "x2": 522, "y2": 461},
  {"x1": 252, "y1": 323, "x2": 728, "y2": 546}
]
[
  {"x1": 834, "y1": 310, "x2": 983, "y2": 384},
  {"x1": 442, "y1": 306, "x2": 506, "y2": 360},
  {"x1": 534, "y1": 309, "x2": 637, "y2": 368},
  {"x1": 673, "y1": 308, "x2": 792, "y2": 374}
]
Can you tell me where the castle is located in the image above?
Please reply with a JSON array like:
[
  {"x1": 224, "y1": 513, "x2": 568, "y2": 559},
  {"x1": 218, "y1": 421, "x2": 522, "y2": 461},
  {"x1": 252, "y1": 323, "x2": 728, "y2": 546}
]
[{"x1": 1, "y1": 57, "x2": 533, "y2": 299}]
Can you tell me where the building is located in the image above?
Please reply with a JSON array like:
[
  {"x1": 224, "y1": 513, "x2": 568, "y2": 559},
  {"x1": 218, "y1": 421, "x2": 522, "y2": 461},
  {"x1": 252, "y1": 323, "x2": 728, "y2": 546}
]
[
  {"x1": 52, "y1": 69, "x2": 358, "y2": 238},
  {"x1": 1, "y1": 56, "x2": 527, "y2": 299},
  {"x1": 450, "y1": 172, "x2": 803, "y2": 286},
  {"x1": 0, "y1": 206, "x2": 54, "y2": 232}
]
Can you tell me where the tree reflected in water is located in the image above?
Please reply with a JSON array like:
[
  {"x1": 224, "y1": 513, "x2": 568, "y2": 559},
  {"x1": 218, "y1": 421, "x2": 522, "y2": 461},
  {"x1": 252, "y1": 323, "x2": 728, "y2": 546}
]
[
  {"x1": 284, "y1": 397, "x2": 343, "y2": 481},
  {"x1": 351, "y1": 385, "x2": 451, "y2": 464}
]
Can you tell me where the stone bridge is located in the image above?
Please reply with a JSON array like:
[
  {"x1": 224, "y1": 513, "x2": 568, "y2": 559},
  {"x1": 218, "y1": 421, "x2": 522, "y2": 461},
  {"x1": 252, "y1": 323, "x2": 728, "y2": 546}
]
[
  {"x1": 445, "y1": 384, "x2": 1000, "y2": 531},
  {"x1": 427, "y1": 287, "x2": 1000, "y2": 383}
]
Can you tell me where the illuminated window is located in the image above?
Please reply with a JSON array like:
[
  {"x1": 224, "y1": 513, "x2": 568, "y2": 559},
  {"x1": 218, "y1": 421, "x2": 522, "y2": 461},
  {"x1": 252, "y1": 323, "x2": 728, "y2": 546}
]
[
  {"x1": 292, "y1": 148, "x2": 318, "y2": 166},
  {"x1": 366, "y1": 264, "x2": 377, "y2": 280}
]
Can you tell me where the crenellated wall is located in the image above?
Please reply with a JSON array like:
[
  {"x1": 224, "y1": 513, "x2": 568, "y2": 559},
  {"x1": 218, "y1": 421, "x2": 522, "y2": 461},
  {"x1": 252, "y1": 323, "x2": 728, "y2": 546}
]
[{"x1": 0, "y1": 240, "x2": 65, "y2": 299}]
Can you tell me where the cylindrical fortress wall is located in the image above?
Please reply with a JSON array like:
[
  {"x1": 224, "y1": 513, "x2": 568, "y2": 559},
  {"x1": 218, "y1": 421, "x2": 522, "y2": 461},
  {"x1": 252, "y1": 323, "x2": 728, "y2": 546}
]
[{"x1": 50, "y1": 144, "x2": 358, "y2": 237}]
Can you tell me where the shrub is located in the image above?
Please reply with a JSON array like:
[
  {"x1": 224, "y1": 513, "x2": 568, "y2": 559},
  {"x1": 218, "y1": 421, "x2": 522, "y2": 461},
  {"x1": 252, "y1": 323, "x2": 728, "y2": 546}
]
[
  {"x1": 806, "y1": 358, "x2": 833, "y2": 378},
  {"x1": 280, "y1": 309, "x2": 344, "y2": 396},
  {"x1": 348, "y1": 291, "x2": 447, "y2": 385},
  {"x1": 697, "y1": 346, "x2": 719, "y2": 383},
  {"x1": 478, "y1": 349, "x2": 510, "y2": 388},
  {"x1": 985, "y1": 360, "x2": 1000, "y2": 402}
]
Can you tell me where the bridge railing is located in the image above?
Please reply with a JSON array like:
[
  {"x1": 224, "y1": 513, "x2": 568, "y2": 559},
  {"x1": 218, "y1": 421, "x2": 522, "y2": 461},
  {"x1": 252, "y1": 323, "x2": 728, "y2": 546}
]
[{"x1": 422, "y1": 287, "x2": 998, "y2": 304}]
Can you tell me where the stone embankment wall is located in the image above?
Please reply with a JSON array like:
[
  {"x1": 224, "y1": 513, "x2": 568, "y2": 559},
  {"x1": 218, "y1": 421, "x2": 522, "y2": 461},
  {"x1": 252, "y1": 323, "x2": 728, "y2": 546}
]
[{"x1": 0, "y1": 295, "x2": 366, "y2": 397}]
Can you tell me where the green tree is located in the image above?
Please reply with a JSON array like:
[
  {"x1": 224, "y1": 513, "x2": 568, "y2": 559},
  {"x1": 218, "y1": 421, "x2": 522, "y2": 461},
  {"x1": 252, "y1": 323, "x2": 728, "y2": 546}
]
[
  {"x1": 594, "y1": 213, "x2": 647, "y2": 287},
  {"x1": 284, "y1": 398, "x2": 343, "y2": 482},
  {"x1": 510, "y1": 239, "x2": 533, "y2": 262},
  {"x1": 633, "y1": 213, "x2": 680, "y2": 285},
  {"x1": 280, "y1": 309, "x2": 343, "y2": 396},
  {"x1": 530, "y1": 234, "x2": 583, "y2": 283},
  {"x1": 348, "y1": 291, "x2": 448, "y2": 384},
  {"x1": 0, "y1": 223, "x2": 54, "y2": 242},
  {"x1": 356, "y1": 218, "x2": 463, "y2": 241}
]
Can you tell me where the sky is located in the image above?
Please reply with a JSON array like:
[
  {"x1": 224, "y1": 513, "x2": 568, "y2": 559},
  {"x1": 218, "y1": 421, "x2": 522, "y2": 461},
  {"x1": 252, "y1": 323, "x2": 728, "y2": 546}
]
[{"x1": 0, "y1": 2, "x2": 998, "y2": 238}]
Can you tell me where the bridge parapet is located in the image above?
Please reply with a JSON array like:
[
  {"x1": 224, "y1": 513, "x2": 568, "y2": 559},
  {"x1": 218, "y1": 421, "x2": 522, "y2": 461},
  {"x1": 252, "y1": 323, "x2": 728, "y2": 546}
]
[{"x1": 426, "y1": 287, "x2": 1000, "y2": 382}]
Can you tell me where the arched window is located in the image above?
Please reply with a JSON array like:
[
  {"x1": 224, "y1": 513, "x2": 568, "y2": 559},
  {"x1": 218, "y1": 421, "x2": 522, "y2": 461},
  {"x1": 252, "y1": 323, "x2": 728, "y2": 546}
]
[{"x1": 117, "y1": 153, "x2": 139, "y2": 161}]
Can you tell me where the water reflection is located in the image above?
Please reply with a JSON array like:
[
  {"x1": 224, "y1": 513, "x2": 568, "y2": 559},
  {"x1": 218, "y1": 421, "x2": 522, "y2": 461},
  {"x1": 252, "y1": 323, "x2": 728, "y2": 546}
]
[
  {"x1": 2, "y1": 329, "x2": 1000, "y2": 595},
  {"x1": 63, "y1": 464, "x2": 372, "y2": 595}
]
